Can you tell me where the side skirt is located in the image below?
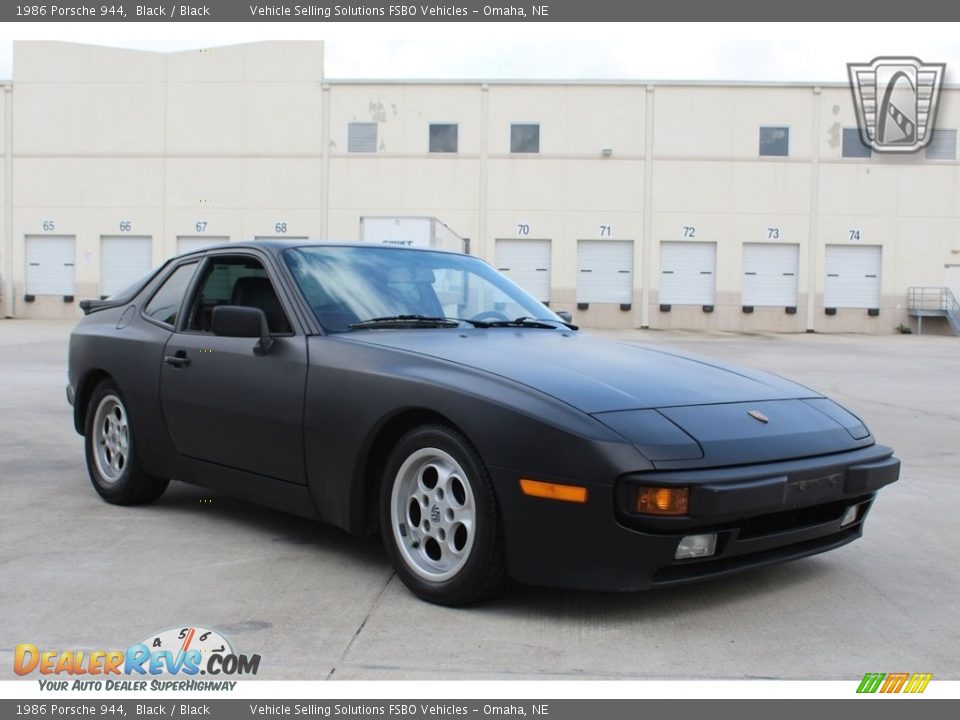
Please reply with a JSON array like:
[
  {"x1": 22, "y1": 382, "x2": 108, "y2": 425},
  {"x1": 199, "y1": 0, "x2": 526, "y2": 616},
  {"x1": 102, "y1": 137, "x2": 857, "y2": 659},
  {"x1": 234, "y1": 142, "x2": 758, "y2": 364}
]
[{"x1": 172, "y1": 456, "x2": 323, "y2": 521}]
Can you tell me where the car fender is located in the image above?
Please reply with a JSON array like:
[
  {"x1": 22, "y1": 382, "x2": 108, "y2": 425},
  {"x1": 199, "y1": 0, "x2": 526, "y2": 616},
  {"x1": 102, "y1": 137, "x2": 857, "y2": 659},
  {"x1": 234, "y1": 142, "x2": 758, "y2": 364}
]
[
  {"x1": 303, "y1": 335, "x2": 647, "y2": 533},
  {"x1": 68, "y1": 310, "x2": 177, "y2": 479}
]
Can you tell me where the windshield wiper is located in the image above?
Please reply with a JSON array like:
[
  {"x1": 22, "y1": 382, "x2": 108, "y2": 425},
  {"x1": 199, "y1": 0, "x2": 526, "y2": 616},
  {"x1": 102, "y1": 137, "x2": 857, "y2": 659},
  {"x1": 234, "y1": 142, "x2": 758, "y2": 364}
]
[
  {"x1": 484, "y1": 316, "x2": 579, "y2": 330},
  {"x1": 348, "y1": 315, "x2": 486, "y2": 330},
  {"x1": 348, "y1": 315, "x2": 578, "y2": 331}
]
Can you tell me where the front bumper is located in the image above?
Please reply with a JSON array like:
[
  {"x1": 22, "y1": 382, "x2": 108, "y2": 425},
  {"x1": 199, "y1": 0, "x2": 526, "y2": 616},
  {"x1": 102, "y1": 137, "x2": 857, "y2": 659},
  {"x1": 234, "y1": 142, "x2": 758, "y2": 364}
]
[{"x1": 491, "y1": 444, "x2": 899, "y2": 591}]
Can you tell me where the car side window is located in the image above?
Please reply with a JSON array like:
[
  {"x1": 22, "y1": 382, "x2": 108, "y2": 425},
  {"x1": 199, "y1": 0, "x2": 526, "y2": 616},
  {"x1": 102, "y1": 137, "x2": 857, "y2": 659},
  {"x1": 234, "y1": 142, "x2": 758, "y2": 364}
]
[
  {"x1": 143, "y1": 262, "x2": 199, "y2": 327},
  {"x1": 185, "y1": 256, "x2": 293, "y2": 335}
]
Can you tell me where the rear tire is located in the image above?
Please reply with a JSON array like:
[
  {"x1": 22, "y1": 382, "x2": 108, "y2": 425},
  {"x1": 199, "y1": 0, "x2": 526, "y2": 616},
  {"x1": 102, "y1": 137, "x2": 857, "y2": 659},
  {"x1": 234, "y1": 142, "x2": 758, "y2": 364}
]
[
  {"x1": 84, "y1": 379, "x2": 168, "y2": 505},
  {"x1": 380, "y1": 424, "x2": 506, "y2": 606}
]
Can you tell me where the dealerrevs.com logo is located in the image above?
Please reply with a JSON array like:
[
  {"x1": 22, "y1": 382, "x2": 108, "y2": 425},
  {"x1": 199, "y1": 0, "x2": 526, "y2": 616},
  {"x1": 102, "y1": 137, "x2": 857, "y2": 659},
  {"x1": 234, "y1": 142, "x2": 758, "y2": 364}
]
[{"x1": 14, "y1": 626, "x2": 260, "y2": 691}]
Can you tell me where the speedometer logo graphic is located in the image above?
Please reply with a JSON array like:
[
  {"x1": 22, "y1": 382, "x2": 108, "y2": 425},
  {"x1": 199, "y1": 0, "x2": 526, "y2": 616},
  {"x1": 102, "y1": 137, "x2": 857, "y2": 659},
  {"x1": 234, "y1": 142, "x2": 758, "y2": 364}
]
[{"x1": 140, "y1": 626, "x2": 234, "y2": 674}]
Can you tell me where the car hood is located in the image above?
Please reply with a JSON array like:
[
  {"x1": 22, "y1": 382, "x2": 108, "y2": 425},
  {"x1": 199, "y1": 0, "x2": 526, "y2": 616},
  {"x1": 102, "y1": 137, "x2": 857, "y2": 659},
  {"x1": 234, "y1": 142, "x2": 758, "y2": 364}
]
[
  {"x1": 343, "y1": 329, "x2": 874, "y2": 467},
  {"x1": 342, "y1": 329, "x2": 818, "y2": 413}
]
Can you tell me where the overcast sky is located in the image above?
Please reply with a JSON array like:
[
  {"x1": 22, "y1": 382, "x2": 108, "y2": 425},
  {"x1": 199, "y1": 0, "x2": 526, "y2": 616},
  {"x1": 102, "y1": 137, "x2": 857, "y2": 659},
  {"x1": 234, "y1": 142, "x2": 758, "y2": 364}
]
[{"x1": 1, "y1": 23, "x2": 960, "y2": 82}]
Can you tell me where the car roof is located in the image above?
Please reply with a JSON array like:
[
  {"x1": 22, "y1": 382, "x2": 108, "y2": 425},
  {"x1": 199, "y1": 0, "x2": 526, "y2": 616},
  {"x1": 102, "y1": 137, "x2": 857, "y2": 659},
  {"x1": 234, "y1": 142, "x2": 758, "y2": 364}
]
[{"x1": 175, "y1": 240, "x2": 465, "y2": 258}]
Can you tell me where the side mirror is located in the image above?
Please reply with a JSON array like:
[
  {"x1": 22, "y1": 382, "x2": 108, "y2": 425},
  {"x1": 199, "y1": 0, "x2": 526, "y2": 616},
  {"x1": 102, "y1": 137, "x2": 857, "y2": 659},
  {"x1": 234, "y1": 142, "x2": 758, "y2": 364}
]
[
  {"x1": 556, "y1": 310, "x2": 573, "y2": 323},
  {"x1": 211, "y1": 305, "x2": 274, "y2": 355}
]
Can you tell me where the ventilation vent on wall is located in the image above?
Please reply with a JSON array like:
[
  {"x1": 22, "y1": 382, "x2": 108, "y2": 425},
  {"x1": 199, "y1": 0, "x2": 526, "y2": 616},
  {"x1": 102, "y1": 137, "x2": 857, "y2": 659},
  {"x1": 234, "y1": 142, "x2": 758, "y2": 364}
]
[
  {"x1": 926, "y1": 128, "x2": 957, "y2": 161},
  {"x1": 348, "y1": 122, "x2": 378, "y2": 153}
]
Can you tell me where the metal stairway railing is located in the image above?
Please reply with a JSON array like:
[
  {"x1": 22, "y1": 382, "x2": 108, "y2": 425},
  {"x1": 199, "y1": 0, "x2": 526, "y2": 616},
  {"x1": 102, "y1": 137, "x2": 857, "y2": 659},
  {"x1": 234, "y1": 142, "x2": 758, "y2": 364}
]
[
  {"x1": 947, "y1": 289, "x2": 960, "y2": 335},
  {"x1": 907, "y1": 287, "x2": 960, "y2": 335}
]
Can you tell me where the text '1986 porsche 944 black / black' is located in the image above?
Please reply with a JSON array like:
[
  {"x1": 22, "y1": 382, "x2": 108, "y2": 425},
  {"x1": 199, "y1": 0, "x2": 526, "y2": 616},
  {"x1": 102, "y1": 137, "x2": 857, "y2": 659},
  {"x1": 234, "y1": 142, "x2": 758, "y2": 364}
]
[{"x1": 67, "y1": 242, "x2": 900, "y2": 605}]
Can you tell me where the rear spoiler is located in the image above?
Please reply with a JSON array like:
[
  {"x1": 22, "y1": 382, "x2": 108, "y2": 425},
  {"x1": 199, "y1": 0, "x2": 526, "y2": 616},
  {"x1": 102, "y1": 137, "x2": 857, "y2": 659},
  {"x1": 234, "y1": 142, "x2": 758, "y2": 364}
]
[
  {"x1": 78, "y1": 298, "x2": 123, "y2": 315},
  {"x1": 77, "y1": 266, "x2": 164, "y2": 315}
]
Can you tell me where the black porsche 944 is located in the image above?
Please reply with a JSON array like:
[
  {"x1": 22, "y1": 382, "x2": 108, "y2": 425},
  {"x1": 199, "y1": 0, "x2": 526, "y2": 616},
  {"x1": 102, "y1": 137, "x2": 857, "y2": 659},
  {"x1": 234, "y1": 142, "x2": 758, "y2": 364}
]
[{"x1": 67, "y1": 242, "x2": 900, "y2": 605}]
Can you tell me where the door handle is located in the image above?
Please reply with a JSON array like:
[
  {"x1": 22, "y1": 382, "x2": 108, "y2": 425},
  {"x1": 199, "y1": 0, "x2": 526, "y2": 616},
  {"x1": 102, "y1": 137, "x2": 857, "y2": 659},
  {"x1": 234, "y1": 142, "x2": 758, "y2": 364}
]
[{"x1": 163, "y1": 351, "x2": 190, "y2": 368}]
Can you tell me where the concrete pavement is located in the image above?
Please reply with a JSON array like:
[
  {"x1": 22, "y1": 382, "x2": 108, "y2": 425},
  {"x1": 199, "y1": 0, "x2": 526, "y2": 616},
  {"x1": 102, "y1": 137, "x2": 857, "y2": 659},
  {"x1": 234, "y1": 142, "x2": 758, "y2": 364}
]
[{"x1": 0, "y1": 320, "x2": 957, "y2": 680}]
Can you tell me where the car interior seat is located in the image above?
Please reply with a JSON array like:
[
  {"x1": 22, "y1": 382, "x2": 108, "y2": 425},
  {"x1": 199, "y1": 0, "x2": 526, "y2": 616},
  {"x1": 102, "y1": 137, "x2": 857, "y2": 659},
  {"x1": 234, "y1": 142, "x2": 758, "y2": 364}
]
[{"x1": 230, "y1": 276, "x2": 292, "y2": 334}]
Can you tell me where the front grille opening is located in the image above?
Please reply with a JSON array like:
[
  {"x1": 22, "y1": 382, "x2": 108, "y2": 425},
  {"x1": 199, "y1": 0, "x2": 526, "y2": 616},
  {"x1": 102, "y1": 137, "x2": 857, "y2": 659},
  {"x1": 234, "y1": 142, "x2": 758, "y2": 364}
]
[{"x1": 737, "y1": 496, "x2": 868, "y2": 540}]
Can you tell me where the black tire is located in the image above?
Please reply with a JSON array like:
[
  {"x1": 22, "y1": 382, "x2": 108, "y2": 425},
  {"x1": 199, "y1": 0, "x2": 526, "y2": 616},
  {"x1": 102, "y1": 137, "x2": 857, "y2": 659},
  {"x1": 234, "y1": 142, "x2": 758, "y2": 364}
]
[
  {"x1": 83, "y1": 379, "x2": 169, "y2": 505},
  {"x1": 379, "y1": 424, "x2": 506, "y2": 606}
]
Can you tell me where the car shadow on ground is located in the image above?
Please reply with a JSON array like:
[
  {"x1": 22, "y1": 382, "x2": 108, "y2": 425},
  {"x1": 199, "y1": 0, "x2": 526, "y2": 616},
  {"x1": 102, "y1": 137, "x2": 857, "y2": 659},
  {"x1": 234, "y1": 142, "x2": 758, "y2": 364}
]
[
  {"x1": 152, "y1": 479, "x2": 836, "y2": 620},
  {"x1": 153, "y1": 480, "x2": 389, "y2": 567},
  {"x1": 490, "y1": 560, "x2": 833, "y2": 621}
]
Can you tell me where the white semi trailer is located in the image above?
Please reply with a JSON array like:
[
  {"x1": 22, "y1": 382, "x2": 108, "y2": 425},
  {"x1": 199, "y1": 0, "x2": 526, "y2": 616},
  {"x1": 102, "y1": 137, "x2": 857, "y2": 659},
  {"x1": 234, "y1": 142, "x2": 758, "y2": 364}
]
[{"x1": 359, "y1": 217, "x2": 469, "y2": 254}]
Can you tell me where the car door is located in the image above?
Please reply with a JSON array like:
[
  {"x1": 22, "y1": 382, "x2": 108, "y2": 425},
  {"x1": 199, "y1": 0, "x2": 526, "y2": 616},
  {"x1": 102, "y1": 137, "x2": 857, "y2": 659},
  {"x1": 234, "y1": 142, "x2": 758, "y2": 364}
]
[{"x1": 159, "y1": 252, "x2": 308, "y2": 485}]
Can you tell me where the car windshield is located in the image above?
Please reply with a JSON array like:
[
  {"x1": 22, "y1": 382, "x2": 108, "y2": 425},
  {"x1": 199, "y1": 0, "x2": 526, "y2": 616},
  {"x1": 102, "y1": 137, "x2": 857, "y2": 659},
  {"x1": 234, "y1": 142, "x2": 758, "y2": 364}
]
[{"x1": 283, "y1": 245, "x2": 560, "y2": 333}]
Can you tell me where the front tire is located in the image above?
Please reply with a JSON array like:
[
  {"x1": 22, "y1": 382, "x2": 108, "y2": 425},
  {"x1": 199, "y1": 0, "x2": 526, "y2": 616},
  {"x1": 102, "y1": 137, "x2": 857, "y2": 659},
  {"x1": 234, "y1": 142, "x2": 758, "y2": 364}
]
[
  {"x1": 84, "y1": 379, "x2": 168, "y2": 505},
  {"x1": 380, "y1": 425, "x2": 506, "y2": 605}
]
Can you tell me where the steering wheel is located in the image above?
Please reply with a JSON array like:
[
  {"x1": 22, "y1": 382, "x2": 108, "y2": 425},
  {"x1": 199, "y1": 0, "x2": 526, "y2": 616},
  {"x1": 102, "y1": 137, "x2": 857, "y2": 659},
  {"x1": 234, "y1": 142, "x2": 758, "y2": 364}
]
[{"x1": 470, "y1": 310, "x2": 510, "y2": 323}]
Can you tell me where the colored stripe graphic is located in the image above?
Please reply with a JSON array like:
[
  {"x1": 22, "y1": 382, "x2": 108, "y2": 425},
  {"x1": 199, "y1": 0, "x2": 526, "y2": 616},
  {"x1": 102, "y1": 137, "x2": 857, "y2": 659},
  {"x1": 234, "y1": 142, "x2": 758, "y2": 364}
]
[
  {"x1": 857, "y1": 673, "x2": 885, "y2": 693},
  {"x1": 904, "y1": 673, "x2": 933, "y2": 694},
  {"x1": 881, "y1": 672, "x2": 909, "y2": 693},
  {"x1": 857, "y1": 672, "x2": 932, "y2": 694}
]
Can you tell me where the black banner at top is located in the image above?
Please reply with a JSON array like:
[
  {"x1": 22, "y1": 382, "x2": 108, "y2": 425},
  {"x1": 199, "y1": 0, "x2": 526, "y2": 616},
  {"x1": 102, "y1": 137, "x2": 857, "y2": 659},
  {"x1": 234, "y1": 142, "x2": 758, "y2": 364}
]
[{"x1": 1, "y1": 0, "x2": 957, "y2": 22}]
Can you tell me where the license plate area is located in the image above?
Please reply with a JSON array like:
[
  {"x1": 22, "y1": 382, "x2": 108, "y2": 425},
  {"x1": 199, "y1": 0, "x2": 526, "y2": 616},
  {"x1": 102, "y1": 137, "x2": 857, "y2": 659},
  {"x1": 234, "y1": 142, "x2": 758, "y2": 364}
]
[{"x1": 784, "y1": 470, "x2": 844, "y2": 507}]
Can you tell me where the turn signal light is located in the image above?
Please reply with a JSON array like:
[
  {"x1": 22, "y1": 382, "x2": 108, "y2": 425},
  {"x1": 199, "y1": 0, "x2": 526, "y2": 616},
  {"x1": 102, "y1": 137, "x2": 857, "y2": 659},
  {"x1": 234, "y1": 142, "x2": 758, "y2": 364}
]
[
  {"x1": 635, "y1": 485, "x2": 689, "y2": 516},
  {"x1": 519, "y1": 478, "x2": 588, "y2": 504}
]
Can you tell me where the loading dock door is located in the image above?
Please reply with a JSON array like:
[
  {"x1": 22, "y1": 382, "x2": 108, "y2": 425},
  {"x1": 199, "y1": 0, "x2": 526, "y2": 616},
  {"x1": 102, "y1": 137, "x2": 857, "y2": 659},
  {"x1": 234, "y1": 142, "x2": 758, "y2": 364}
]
[
  {"x1": 742, "y1": 243, "x2": 799, "y2": 307},
  {"x1": 945, "y1": 265, "x2": 960, "y2": 302},
  {"x1": 177, "y1": 236, "x2": 230, "y2": 255},
  {"x1": 25, "y1": 235, "x2": 76, "y2": 296},
  {"x1": 101, "y1": 236, "x2": 153, "y2": 297},
  {"x1": 577, "y1": 240, "x2": 634, "y2": 304},
  {"x1": 496, "y1": 239, "x2": 551, "y2": 302},
  {"x1": 824, "y1": 245, "x2": 882, "y2": 309},
  {"x1": 659, "y1": 241, "x2": 716, "y2": 305}
]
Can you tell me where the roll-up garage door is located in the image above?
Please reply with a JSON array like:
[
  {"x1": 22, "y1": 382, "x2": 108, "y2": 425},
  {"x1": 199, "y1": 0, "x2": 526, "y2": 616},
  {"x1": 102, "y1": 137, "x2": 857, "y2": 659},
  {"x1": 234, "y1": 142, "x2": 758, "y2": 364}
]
[
  {"x1": 947, "y1": 266, "x2": 960, "y2": 302},
  {"x1": 577, "y1": 240, "x2": 634, "y2": 304},
  {"x1": 101, "y1": 236, "x2": 153, "y2": 297},
  {"x1": 496, "y1": 239, "x2": 551, "y2": 302},
  {"x1": 25, "y1": 235, "x2": 76, "y2": 296},
  {"x1": 177, "y1": 236, "x2": 229, "y2": 255},
  {"x1": 659, "y1": 241, "x2": 716, "y2": 305},
  {"x1": 824, "y1": 245, "x2": 881, "y2": 309},
  {"x1": 742, "y1": 243, "x2": 799, "y2": 307}
]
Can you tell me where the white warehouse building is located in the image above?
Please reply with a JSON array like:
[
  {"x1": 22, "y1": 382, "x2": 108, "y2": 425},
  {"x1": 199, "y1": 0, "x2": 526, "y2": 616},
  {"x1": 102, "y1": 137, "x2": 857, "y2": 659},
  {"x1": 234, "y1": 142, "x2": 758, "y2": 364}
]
[{"x1": 1, "y1": 40, "x2": 959, "y2": 334}]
